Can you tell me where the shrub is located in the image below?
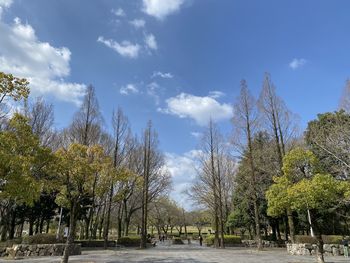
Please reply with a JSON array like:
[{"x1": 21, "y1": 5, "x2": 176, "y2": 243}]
[
  {"x1": 116, "y1": 236, "x2": 141, "y2": 247},
  {"x1": 0, "y1": 238, "x2": 22, "y2": 247},
  {"x1": 322, "y1": 235, "x2": 343, "y2": 244},
  {"x1": 172, "y1": 237, "x2": 184, "y2": 245},
  {"x1": 77, "y1": 240, "x2": 116, "y2": 247},
  {"x1": 205, "y1": 235, "x2": 241, "y2": 246},
  {"x1": 22, "y1": 234, "x2": 63, "y2": 244},
  {"x1": 295, "y1": 235, "x2": 343, "y2": 244}
]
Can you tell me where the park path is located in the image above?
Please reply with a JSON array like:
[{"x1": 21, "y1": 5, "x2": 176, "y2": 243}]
[{"x1": 0, "y1": 242, "x2": 349, "y2": 262}]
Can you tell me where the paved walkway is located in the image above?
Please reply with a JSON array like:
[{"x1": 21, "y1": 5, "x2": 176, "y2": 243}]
[{"x1": 1, "y1": 241, "x2": 350, "y2": 262}]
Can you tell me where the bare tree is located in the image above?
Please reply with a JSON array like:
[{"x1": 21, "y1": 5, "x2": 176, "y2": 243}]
[
  {"x1": 258, "y1": 73, "x2": 298, "y2": 242},
  {"x1": 190, "y1": 120, "x2": 228, "y2": 248},
  {"x1": 140, "y1": 121, "x2": 170, "y2": 248},
  {"x1": 68, "y1": 85, "x2": 102, "y2": 146},
  {"x1": 26, "y1": 97, "x2": 56, "y2": 147},
  {"x1": 232, "y1": 80, "x2": 262, "y2": 249},
  {"x1": 104, "y1": 108, "x2": 129, "y2": 248}
]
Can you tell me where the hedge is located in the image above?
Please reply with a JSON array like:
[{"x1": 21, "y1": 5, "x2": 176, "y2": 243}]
[
  {"x1": 77, "y1": 240, "x2": 116, "y2": 247},
  {"x1": 295, "y1": 235, "x2": 343, "y2": 244},
  {"x1": 22, "y1": 234, "x2": 63, "y2": 245},
  {"x1": 116, "y1": 236, "x2": 141, "y2": 247},
  {"x1": 205, "y1": 235, "x2": 241, "y2": 246}
]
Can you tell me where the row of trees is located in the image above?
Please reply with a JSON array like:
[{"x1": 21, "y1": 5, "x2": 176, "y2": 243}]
[
  {"x1": 190, "y1": 73, "x2": 350, "y2": 262},
  {"x1": 0, "y1": 72, "x2": 172, "y2": 262}
]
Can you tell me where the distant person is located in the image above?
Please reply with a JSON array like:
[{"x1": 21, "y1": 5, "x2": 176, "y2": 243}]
[
  {"x1": 343, "y1": 238, "x2": 349, "y2": 257},
  {"x1": 199, "y1": 235, "x2": 203, "y2": 246}
]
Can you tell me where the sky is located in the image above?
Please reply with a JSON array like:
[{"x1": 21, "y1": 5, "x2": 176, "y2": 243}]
[{"x1": 1, "y1": 0, "x2": 350, "y2": 209}]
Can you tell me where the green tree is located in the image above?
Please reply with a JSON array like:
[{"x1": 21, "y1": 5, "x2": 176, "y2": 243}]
[
  {"x1": 305, "y1": 111, "x2": 350, "y2": 179},
  {"x1": 55, "y1": 144, "x2": 113, "y2": 263},
  {"x1": 267, "y1": 149, "x2": 350, "y2": 263},
  {"x1": 0, "y1": 113, "x2": 53, "y2": 240},
  {"x1": 0, "y1": 113, "x2": 52, "y2": 204},
  {"x1": 0, "y1": 72, "x2": 29, "y2": 119},
  {"x1": 289, "y1": 174, "x2": 348, "y2": 263}
]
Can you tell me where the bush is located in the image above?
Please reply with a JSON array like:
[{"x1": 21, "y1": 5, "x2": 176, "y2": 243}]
[
  {"x1": 205, "y1": 235, "x2": 241, "y2": 246},
  {"x1": 116, "y1": 236, "x2": 141, "y2": 247},
  {"x1": 0, "y1": 238, "x2": 22, "y2": 247},
  {"x1": 77, "y1": 240, "x2": 116, "y2": 247},
  {"x1": 295, "y1": 235, "x2": 343, "y2": 244},
  {"x1": 172, "y1": 237, "x2": 184, "y2": 245},
  {"x1": 22, "y1": 234, "x2": 63, "y2": 244},
  {"x1": 322, "y1": 235, "x2": 343, "y2": 244}
]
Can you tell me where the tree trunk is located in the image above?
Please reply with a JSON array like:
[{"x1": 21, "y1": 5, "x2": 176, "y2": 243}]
[
  {"x1": 61, "y1": 202, "x2": 77, "y2": 263},
  {"x1": 39, "y1": 217, "x2": 45, "y2": 234},
  {"x1": 103, "y1": 185, "x2": 113, "y2": 249},
  {"x1": 124, "y1": 216, "x2": 131, "y2": 237},
  {"x1": 287, "y1": 209, "x2": 295, "y2": 243},
  {"x1": 253, "y1": 197, "x2": 262, "y2": 250},
  {"x1": 29, "y1": 218, "x2": 34, "y2": 236},
  {"x1": 9, "y1": 210, "x2": 16, "y2": 240},
  {"x1": 46, "y1": 219, "x2": 50, "y2": 234},
  {"x1": 35, "y1": 219, "x2": 40, "y2": 234}
]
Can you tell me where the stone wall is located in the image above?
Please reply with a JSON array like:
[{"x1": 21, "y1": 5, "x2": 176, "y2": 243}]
[
  {"x1": 287, "y1": 243, "x2": 345, "y2": 256},
  {"x1": 4, "y1": 243, "x2": 81, "y2": 258}
]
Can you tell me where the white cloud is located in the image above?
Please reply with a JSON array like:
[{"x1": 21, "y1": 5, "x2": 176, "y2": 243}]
[
  {"x1": 120, "y1": 84, "x2": 139, "y2": 95},
  {"x1": 112, "y1": 8, "x2": 125, "y2": 17},
  {"x1": 142, "y1": 0, "x2": 185, "y2": 20},
  {"x1": 0, "y1": 0, "x2": 12, "y2": 17},
  {"x1": 164, "y1": 150, "x2": 200, "y2": 209},
  {"x1": 209, "y1": 90, "x2": 225, "y2": 99},
  {"x1": 159, "y1": 93, "x2": 233, "y2": 126},
  {"x1": 129, "y1": 19, "x2": 145, "y2": 29},
  {"x1": 289, "y1": 58, "x2": 307, "y2": 70},
  {"x1": 152, "y1": 71, "x2": 173, "y2": 79},
  {"x1": 97, "y1": 36, "x2": 140, "y2": 59},
  {"x1": 0, "y1": 17, "x2": 85, "y2": 104},
  {"x1": 144, "y1": 33, "x2": 158, "y2": 50}
]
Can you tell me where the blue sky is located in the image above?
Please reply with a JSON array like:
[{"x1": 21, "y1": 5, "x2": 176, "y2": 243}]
[{"x1": 1, "y1": 0, "x2": 350, "y2": 207}]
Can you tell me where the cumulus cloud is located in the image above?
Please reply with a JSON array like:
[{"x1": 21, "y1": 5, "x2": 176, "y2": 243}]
[
  {"x1": 112, "y1": 8, "x2": 125, "y2": 17},
  {"x1": 159, "y1": 93, "x2": 233, "y2": 126},
  {"x1": 142, "y1": 0, "x2": 185, "y2": 20},
  {"x1": 0, "y1": 16, "x2": 85, "y2": 104},
  {"x1": 120, "y1": 84, "x2": 139, "y2": 95},
  {"x1": 289, "y1": 58, "x2": 307, "y2": 70},
  {"x1": 152, "y1": 71, "x2": 173, "y2": 79},
  {"x1": 164, "y1": 150, "x2": 200, "y2": 208},
  {"x1": 97, "y1": 36, "x2": 140, "y2": 59},
  {"x1": 144, "y1": 33, "x2": 158, "y2": 50},
  {"x1": 129, "y1": 19, "x2": 145, "y2": 29}
]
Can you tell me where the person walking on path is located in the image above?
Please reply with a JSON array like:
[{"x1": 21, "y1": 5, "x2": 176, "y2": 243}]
[{"x1": 199, "y1": 235, "x2": 203, "y2": 246}]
